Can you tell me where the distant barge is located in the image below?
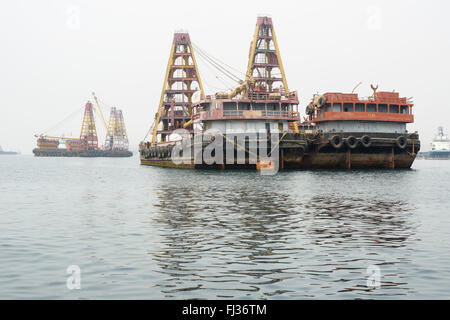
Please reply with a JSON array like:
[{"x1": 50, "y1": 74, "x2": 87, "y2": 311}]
[
  {"x1": 33, "y1": 147, "x2": 132, "y2": 158},
  {"x1": 0, "y1": 146, "x2": 18, "y2": 155},
  {"x1": 139, "y1": 16, "x2": 420, "y2": 170},
  {"x1": 34, "y1": 97, "x2": 132, "y2": 158}
]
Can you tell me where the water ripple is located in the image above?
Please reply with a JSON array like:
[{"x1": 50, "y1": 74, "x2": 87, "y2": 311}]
[{"x1": 0, "y1": 156, "x2": 449, "y2": 298}]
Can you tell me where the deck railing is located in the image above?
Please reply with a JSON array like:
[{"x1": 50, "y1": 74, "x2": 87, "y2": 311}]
[{"x1": 221, "y1": 110, "x2": 297, "y2": 118}]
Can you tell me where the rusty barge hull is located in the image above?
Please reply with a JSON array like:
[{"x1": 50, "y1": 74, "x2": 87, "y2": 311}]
[
  {"x1": 140, "y1": 158, "x2": 195, "y2": 169},
  {"x1": 140, "y1": 150, "x2": 416, "y2": 170},
  {"x1": 140, "y1": 132, "x2": 420, "y2": 170},
  {"x1": 33, "y1": 148, "x2": 133, "y2": 158},
  {"x1": 283, "y1": 148, "x2": 416, "y2": 169}
]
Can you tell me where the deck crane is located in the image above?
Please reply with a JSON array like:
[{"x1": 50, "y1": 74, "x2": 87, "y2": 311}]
[{"x1": 91, "y1": 92, "x2": 109, "y2": 131}]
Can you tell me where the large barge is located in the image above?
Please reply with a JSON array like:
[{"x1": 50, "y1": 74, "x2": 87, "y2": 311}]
[
  {"x1": 139, "y1": 16, "x2": 419, "y2": 170},
  {"x1": 296, "y1": 88, "x2": 419, "y2": 169},
  {"x1": 34, "y1": 97, "x2": 132, "y2": 158}
]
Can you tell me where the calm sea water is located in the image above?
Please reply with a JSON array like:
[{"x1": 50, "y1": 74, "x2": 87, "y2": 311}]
[{"x1": 0, "y1": 154, "x2": 449, "y2": 299}]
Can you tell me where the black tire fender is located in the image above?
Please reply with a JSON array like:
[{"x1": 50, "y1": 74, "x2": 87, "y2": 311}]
[
  {"x1": 360, "y1": 135, "x2": 372, "y2": 148},
  {"x1": 330, "y1": 135, "x2": 344, "y2": 149},
  {"x1": 396, "y1": 136, "x2": 407, "y2": 149},
  {"x1": 345, "y1": 136, "x2": 359, "y2": 149}
]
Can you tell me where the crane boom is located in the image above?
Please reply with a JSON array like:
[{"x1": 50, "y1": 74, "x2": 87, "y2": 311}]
[
  {"x1": 92, "y1": 92, "x2": 109, "y2": 130},
  {"x1": 36, "y1": 134, "x2": 79, "y2": 141}
]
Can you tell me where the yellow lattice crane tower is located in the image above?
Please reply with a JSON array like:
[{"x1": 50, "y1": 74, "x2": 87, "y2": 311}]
[
  {"x1": 79, "y1": 101, "x2": 98, "y2": 150},
  {"x1": 117, "y1": 109, "x2": 129, "y2": 150},
  {"x1": 246, "y1": 16, "x2": 290, "y2": 95},
  {"x1": 105, "y1": 108, "x2": 130, "y2": 151},
  {"x1": 105, "y1": 107, "x2": 118, "y2": 150},
  {"x1": 149, "y1": 32, "x2": 204, "y2": 146}
]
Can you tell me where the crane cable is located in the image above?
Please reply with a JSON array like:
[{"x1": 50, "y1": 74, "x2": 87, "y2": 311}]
[
  {"x1": 195, "y1": 49, "x2": 239, "y2": 84},
  {"x1": 192, "y1": 42, "x2": 246, "y2": 78},
  {"x1": 191, "y1": 44, "x2": 233, "y2": 90},
  {"x1": 40, "y1": 105, "x2": 84, "y2": 136},
  {"x1": 195, "y1": 52, "x2": 235, "y2": 91},
  {"x1": 143, "y1": 113, "x2": 158, "y2": 141},
  {"x1": 192, "y1": 43, "x2": 242, "y2": 84}
]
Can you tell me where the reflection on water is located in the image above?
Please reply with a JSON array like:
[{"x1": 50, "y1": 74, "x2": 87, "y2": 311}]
[
  {"x1": 150, "y1": 173, "x2": 418, "y2": 299},
  {"x1": 2, "y1": 157, "x2": 449, "y2": 299},
  {"x1": 305, "y1": 196, "x2": 414, "y2": 248}
]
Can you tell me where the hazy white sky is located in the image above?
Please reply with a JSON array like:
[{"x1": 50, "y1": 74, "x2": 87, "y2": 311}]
[{"x1": 1, "y1": 0, "x2": 449, "y2": 153}]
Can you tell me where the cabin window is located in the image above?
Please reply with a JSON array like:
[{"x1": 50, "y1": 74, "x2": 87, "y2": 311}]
[
  {"x1": 281, "y1": 103, "x2": 289, "y2": 111},
  {"x1": 238, "y1": 103, "x2": 250, "y2": 110},
  {"x1": 254, "y1": 103, "x2": 265, "y2": 110},
  {"x1": 401, "y1": 105, "x2": 409, "y2": 114},
  {"x1": 268, "y1": 103, "x2": 278, "y2": 110},
  {"x1": 223, "y1": 102, "x2": 235, "y2": 110},
  {"x1": 355, "y1": 103, "x2": 365, "y2": 112},
  {"x1": 378, "y1": 104, "x2": 388, "y2": 113},
  {"x1": 343, "y1": 103, "x2": 353, "y2": 112},
  {"x1": 367, "y1": 103, "x2": 376, "y2": 112},
  {"x1": 389, "y1": 104, "x2": 399, "y2": 113},
  {"x1": 215, "y1": 102, "x2": 221, "y2": 110},
  {"x1": 333, "y1": 103, "x2": 342, "y2": 112},
  {"x1": 203, "y1": 103, "x2": 210, "y2": 112},
  {"x1": 325, "y1": 103, "x2": 331, "y2": 112}
]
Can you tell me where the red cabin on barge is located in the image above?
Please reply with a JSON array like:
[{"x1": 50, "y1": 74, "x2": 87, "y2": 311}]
[{"x1": 306, "y1": 87, "x2": 414, "y2": 134}]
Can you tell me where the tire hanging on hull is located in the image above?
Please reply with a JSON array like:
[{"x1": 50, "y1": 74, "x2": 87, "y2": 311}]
[
  {"x1": 345, "y1": 136, "x2": 359, "y2": 149},
  {"x1": 330, "y1": 135, "x2": 344, "y2": 149},
  {"x1": 360, "y1": 135, "x2": 372, "y2": 148},
  {"x1": 396, "y1": 136, "x2": 407, "y2": 149}
]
